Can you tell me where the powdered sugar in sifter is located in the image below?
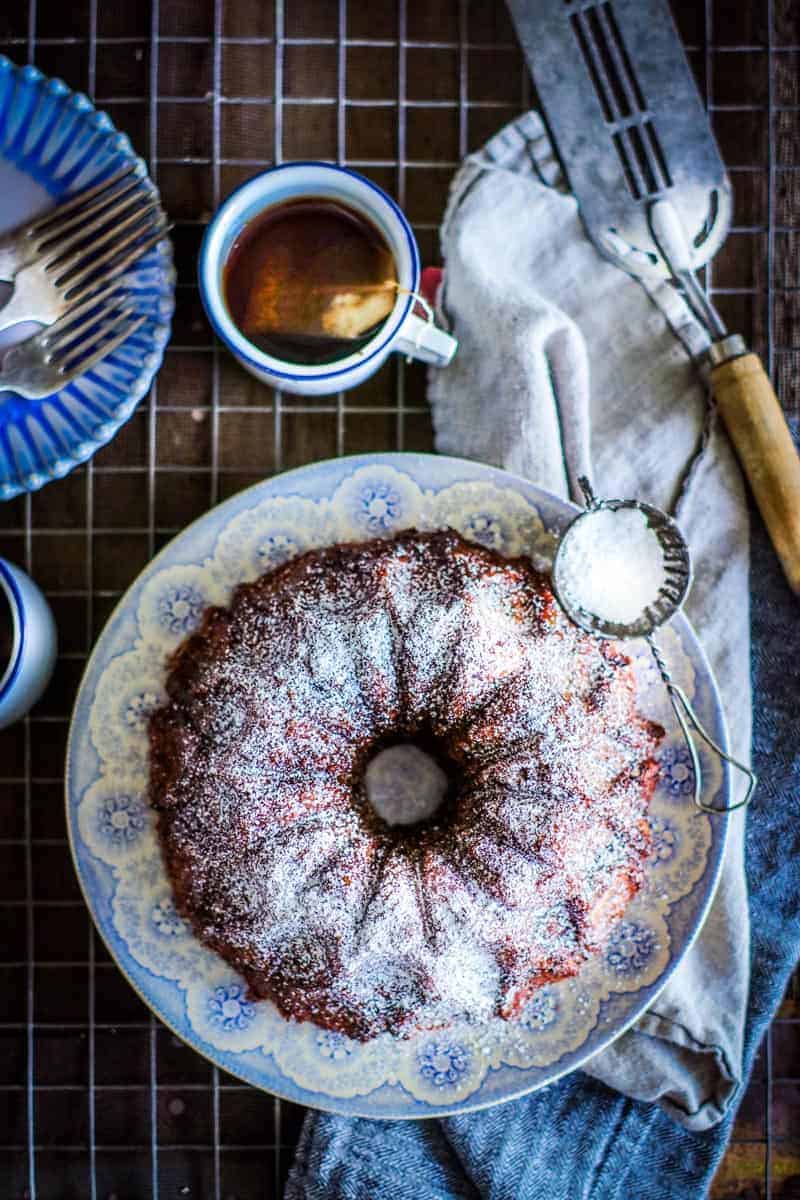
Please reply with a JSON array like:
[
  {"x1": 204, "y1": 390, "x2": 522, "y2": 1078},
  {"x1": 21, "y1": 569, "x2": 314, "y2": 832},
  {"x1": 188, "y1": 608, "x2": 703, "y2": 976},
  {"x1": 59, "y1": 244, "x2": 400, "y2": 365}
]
[{"x1": 552, "y1": 477, "x2": 756, "y2": 814}]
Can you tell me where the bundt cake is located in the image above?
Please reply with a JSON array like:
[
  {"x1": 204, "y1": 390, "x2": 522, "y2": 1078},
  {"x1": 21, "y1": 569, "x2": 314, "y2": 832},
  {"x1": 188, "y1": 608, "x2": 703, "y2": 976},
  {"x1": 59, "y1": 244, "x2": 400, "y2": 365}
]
[{"x1": 148, "y1": 528, "x2": 663, "y2": 1041}]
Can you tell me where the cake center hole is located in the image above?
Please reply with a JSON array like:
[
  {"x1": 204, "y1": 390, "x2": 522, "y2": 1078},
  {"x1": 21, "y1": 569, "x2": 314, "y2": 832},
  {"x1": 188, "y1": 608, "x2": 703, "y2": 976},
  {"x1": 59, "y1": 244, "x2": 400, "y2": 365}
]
[{"x1": 365, "y1": 742, "x2": 449, "y2": 828}]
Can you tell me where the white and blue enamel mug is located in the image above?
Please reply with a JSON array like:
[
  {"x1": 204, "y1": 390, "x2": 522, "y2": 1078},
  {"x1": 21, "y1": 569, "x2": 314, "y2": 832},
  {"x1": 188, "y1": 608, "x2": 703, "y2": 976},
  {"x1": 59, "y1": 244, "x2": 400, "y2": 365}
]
[
  {"x1": 199, "y1": 162, "x2": 457, "y2": 396},
  {"x1": 0, "y1": 558, "x2": 57, "y2": 729}
]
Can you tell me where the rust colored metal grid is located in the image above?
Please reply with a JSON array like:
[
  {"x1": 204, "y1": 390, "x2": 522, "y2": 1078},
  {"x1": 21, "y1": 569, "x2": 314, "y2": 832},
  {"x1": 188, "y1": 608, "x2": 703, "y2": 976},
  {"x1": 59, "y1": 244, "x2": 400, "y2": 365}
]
[{"x1": 0, "y1": 0, "x2": 797, "y2": 1197}]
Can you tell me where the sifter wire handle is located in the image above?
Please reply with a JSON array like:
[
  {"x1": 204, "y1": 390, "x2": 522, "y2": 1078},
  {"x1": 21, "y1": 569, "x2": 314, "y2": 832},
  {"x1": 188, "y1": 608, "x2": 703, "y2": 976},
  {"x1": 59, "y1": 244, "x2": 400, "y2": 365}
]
[{"x1": 647, "y1": 636, "x2": 756, "y2": 814}]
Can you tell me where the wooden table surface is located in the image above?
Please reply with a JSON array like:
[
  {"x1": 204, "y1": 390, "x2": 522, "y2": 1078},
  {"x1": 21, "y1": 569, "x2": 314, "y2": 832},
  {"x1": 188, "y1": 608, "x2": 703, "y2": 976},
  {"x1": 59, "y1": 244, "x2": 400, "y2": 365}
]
[{"x1": 0, "y1": 0, "x2": 797, "y2": 1196}]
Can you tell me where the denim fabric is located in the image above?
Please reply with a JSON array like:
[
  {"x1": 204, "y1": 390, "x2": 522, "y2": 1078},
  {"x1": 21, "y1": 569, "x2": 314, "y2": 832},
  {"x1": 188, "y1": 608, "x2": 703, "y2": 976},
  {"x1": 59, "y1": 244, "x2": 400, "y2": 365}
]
[{"x1": 286, "y1": 506, "x2": 799, "y2": 1199}]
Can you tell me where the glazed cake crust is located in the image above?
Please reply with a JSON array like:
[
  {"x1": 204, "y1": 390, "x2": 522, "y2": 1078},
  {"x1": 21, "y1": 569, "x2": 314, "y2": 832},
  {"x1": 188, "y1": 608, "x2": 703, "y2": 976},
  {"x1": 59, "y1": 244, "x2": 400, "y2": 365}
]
[{"x1": 149, "y1": 529, "x2": 663, "y2": 1041}]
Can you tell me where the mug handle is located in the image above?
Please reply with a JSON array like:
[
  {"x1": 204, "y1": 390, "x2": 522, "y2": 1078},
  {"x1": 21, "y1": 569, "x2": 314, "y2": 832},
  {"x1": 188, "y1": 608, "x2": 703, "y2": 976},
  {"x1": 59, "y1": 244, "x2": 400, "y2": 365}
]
[
  {"x1": 393, "y1": 269, "x2": 457, "y2": 367},
  {"x1": 394, "y1": 312, "x2": 458, "y2": 367}
]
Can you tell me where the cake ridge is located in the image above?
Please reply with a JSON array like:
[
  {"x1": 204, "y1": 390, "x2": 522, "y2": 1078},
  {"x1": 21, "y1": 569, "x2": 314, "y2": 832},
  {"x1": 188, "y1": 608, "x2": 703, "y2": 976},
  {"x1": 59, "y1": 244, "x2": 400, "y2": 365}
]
[{"x1": 149, "y1": 527, "x2": 663, "y2": 1042}]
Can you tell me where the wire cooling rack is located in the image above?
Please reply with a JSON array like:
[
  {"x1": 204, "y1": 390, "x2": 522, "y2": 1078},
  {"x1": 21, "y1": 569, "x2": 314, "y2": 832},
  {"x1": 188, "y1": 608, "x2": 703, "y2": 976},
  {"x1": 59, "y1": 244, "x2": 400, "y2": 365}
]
[{"x1": 0, "y1": 1, "x2": 797, "y2": 1197}]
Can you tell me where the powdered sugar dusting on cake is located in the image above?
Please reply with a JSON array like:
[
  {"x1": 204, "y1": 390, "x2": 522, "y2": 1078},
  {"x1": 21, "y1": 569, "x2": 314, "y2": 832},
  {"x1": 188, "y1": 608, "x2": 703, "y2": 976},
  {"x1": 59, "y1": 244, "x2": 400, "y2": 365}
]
[{"x1": 149, "y1": 529, "x2": 663, "y2": 1041}]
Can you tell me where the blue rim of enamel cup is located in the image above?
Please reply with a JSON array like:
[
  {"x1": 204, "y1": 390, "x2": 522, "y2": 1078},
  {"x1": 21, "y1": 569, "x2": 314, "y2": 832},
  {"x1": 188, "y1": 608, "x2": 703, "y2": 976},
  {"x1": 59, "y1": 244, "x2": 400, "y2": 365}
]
[
  {"x1": 198, "y1": 162, "x2": 421, "y2": 382},
  {"x1": 0, "y1": 560, "x2": 26, "y2": 705}
]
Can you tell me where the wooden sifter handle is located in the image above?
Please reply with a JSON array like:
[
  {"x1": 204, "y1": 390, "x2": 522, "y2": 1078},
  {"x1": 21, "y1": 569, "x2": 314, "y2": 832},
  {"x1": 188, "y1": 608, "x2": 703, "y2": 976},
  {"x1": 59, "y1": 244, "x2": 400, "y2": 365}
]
[{"x1": 711, "y1": 351, "x2": 800, "y2": 594}]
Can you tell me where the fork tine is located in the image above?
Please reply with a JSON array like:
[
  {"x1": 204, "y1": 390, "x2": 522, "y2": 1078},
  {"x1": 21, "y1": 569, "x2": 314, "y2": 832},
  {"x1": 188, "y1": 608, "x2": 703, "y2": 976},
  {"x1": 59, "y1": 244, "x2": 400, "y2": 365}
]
[
  {"x1": 64, "y1": 222, "x2": 170, "y2": 303},
  {"x1": 39, "y1": 277, "x2": 129, "y2": 337},
  {"x1": 57, "y1": 312, "x2": 148, "y2": 376},
  {"x1": 44, "y1": 297, "x2": 127, "y2": 354},
  {"x1": 35, "y1": 176, "x2": 149, "y2": 253},
  {"x1": 56, "y1": 307, "x2": 135, "y2": 365},
  {"x1": 49, "y1": 198, "x2": 163, "y2": 280},
  {"x1": 30, "y1": 163, "x2": 137, "y2": 235}
]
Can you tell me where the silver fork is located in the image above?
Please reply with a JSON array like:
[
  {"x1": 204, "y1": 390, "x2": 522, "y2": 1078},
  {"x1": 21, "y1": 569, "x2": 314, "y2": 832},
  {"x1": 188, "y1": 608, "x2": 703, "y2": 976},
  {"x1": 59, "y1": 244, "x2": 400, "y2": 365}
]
[
  {"x1": 0, "y1": 161, "x2": 143, "y2": 281},
  {"x1": 0, "y1": 195, "x2": 169, "y2": 335},
  {"x1": 0, "y1": 290, "x2": 148, "y2": 399}
]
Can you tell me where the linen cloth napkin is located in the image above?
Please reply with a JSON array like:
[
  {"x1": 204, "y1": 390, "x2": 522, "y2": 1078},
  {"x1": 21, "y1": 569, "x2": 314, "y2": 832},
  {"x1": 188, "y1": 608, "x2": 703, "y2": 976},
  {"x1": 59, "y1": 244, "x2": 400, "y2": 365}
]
[
  {"x1": 430, "y1": 111, "x2": 752, "y2": 1130},
  {"x1": 286, "y1": 114, "x2": 800, "y2": 1197}
]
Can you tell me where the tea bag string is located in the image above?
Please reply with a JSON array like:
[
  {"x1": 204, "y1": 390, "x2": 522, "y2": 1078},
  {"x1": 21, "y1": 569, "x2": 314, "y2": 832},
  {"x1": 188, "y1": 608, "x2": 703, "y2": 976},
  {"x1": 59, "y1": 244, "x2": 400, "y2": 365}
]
[
  {"x1": 389, "y1": 283, "x2": 436, "y2": 350},
  {"x1": 575, "y1": 478, "x2": 756, "y2": 815},
  {"x1": 323, "y1": 280, "x2": 434, "y2": 314}
]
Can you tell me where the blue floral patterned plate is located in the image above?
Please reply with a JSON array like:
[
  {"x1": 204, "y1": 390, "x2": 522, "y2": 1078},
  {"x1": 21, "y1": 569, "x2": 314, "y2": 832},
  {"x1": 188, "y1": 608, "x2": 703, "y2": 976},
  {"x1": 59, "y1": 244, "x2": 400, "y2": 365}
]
[
  {"x1": 0, "y1": 55, "x2": 174, "y2": 500},
  {"x1": 66, "y1": 454, "x2": 730, "y2": 1117}
]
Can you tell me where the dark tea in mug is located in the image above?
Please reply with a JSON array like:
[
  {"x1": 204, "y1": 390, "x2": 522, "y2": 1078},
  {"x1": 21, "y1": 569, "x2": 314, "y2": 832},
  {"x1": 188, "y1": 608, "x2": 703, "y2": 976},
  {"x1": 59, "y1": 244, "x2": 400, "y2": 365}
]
[{"x1": 223, "y1": 196, "x2": 398, "y2": 365}]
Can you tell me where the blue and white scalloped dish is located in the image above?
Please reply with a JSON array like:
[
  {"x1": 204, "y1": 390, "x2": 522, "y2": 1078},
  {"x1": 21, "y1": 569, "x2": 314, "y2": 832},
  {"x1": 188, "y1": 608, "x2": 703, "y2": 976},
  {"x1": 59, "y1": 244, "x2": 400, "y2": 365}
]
[
  {"x1": 66, "y1": 454, "x2": 731, "y2": 1117},
  {"x1": 0, "y1": 55, "x2": 174, "y2": 500}
]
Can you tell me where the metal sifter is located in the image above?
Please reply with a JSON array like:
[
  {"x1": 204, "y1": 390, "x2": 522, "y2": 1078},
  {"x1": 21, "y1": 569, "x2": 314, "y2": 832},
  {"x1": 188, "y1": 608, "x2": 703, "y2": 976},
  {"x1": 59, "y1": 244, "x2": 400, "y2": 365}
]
[{"x1": 552, "y1": 478, "x2": 756, "y2": 814}]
